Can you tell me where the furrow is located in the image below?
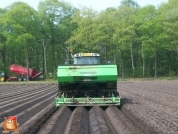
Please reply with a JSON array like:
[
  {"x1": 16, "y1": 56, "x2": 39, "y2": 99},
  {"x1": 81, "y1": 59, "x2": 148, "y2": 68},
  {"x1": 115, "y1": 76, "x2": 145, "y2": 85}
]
[
  {"x1": 37, "y1": 106, "x2": 72, "y2": 134},
  {"x1": 0, "y1": 90, "x2": 56, "y2": 123},
  {"x1": 89, "y1": 106, "x2": 113, "y2": 134},
  {"x1": 0, "y1": 84, "x2": 53, "y2": 100},
  {"x1": 13, "y1": 103, "x2": 57, "y2": 134},
  {"x1": 63, "y1": 107, "x2": 89, "y2": 134},
  {"x1": 105, "y1": 106, "x2": 141, "y2": 134},
  {"x1": 0, "y1": 88, "x2": 55, "y2": 112}
]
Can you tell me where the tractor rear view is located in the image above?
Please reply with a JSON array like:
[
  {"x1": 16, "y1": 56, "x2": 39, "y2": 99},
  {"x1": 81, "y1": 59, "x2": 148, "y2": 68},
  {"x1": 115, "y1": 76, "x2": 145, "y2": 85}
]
[{"x1": 55, "y1": 52, "x2": 120, "y2": 108}]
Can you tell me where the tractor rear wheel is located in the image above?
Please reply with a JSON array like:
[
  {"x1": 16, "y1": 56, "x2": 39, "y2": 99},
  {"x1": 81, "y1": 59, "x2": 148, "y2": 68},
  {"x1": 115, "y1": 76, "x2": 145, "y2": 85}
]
[
  {"x1": 23, "y1": 76, "x2": 27, "y2": 81},
  {"x1": 17, "y1": 76, "x2": 23, "y2": 81}
]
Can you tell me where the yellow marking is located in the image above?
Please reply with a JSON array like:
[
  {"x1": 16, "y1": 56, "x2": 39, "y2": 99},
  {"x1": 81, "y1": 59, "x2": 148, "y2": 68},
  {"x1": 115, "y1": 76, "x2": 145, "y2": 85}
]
[
  {"x1": 81, "y1": 53, "x2": 92, "y2": 56},
  {"x1": 0, "y1": 77, "x2": 4, "y2": 82}
]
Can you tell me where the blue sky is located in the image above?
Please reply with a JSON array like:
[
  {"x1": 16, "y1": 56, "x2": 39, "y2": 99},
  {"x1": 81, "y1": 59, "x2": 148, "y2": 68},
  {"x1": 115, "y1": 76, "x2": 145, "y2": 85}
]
[{"x1": 0, "y1": 0, "x2": 168, "y2": 11}]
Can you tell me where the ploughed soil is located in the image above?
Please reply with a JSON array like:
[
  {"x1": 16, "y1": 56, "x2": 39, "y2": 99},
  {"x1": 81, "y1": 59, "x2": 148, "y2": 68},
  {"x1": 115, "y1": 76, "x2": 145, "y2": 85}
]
[
  {"x1": 118, "y1": 80, "x2": 178, "y2": 134},
  {"x1": 0, "y1": 80, "x2": 177, "y2": 134}
]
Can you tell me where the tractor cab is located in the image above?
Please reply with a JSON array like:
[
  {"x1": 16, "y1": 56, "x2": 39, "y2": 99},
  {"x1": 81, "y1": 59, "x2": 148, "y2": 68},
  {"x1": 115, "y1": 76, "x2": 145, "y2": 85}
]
[
  {"x1": 73, "y1": 53, "x2": 100, "y2": 65},
  {"x1": 0, "y1": 71, "x2": 7, "y2": 82}
]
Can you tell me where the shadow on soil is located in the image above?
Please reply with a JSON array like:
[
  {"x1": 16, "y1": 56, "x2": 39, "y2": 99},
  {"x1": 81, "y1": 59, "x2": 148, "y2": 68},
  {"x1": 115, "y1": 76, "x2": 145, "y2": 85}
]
[
  {"x1": 66, "y1": 97, "x2": 135, "y2": 112},
  {"x1": 67, "y1": 106, "x2": 109, "y2": 111},
  {"x1": 120, "y1": 98, "x2": 134, "y2": 107}
]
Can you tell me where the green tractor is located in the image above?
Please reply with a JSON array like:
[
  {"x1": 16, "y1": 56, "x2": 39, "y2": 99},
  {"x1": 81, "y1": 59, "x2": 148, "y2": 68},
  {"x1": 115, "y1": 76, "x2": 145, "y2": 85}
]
[{"x1": 55, "y1": 52, "x2": 120, "y2": 108}]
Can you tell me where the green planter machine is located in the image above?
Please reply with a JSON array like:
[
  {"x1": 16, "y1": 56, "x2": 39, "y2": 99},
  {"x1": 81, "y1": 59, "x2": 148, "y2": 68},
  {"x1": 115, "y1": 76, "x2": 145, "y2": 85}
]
[{"x1": 55, "y1": 52, "x2": 120, "y2": 108}]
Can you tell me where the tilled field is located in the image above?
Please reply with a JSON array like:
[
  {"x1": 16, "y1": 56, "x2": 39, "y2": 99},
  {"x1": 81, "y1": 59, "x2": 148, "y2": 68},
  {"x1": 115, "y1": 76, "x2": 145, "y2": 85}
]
[
  {"x1": 0, "y1": 81, "x2": 177, "y2": 134},
  {"x1": 119, "y1": 80, "x2": 178, "y2": 134}
]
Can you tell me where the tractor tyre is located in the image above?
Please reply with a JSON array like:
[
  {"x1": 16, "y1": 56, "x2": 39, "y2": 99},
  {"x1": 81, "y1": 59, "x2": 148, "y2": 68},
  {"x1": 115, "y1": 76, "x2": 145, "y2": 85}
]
[
  {"x1": 23, "y1": 76, "x2": 27, "y2": 81},
  {"x1": 17, "y1": 76, "x2": 23, "y2": 81}
]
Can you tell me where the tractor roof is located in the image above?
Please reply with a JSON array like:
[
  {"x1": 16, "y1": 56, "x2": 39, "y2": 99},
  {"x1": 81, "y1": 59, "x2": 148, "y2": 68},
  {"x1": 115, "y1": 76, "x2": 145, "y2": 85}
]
[{"x1": 74, "y1": 53, "x2": 100, "y2": 57}]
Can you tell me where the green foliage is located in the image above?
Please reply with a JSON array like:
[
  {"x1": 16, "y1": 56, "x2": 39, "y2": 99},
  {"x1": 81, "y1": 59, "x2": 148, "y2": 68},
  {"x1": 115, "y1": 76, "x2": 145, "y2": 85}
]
[
  {"x1": 37, "y1": 0, "x2": 76, "y2": 74},
  {"x1": 66, "y1": 7, "x2": 99, "y2": 52},
  {"x1": 0, "y1": 0, "x2": 177, "y2": 79},
  {"x1": 168, "y1": 70, "x2": 176, "y2": 77}
]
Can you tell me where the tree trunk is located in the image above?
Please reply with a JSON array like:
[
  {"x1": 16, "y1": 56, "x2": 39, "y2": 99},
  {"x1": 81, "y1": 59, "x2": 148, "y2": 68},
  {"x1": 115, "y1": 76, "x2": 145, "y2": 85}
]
[
  {"x1": 0, "y1": 35, "x2": 6, "y2": 73},
  {"x1": 121, "y1": 50, "x2": 125, "y2": 78},
  {"x1": 154, "y1": 52, "x2": 157, "y2": 78},
  {"x1": 176, "y1": 45, "x2": 178, "y2": 74},
  {"x1": 51, "y1": 39, "x2": 56, "y2": 75},
  {"x1": 142, "y1": 45, "x2": 145, "y2": 76},
  {"x1": 113, "y1": 45, "x2": 116, "y2": 63},
  {"x1": 130, "y1": 42, "x2": 134, "y2": 75},
  {"x1": 105, "y1": 45, "x2": 107, "y2": 62},
  {"x1": 42, "y1": 38, "x2": 47, "y2": 78},
  {"x1": 26, "y1": 45, "x2": 29, "y2": 81},
  {"x1": 1, "y1": 43, "x2": 6, "y2": 73}
]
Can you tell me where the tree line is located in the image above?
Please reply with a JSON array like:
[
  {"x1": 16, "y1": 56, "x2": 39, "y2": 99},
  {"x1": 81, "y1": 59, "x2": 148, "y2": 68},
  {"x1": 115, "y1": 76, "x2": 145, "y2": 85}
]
[{"x1": 0, "y1": 0, "x2": 177, "y2": 78}]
